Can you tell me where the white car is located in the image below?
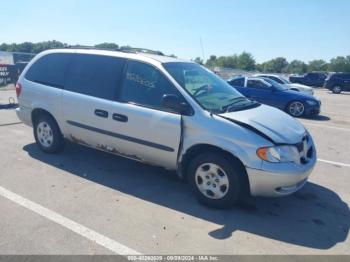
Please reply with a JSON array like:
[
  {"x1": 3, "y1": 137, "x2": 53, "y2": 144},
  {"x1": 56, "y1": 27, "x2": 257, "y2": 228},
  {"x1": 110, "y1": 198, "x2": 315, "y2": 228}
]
[
  {"x1": 15, "y1": 48, "x2": 316, "y2": 208},
  {"x1": 255, "y1": 74, "x2": 314, "y2": 96}
]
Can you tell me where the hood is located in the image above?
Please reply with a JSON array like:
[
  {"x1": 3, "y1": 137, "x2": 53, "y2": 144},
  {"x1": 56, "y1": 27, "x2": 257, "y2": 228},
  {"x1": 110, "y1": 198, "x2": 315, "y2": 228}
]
[
  {"x1": 284, "y1": 83, "x2": 312, "y2": 91},
  {"x1": 219, "y1": 104, "x2": 306, "y2": 144},
  {"x1": 282, "y1": 89, "x2": 315, "y2": 99}
]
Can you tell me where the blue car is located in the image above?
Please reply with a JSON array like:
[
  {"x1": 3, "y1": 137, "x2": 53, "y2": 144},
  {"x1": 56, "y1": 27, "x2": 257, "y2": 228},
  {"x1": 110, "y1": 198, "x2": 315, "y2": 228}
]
[{"x1": 228, "y1": 76, "x2": 321, "y2": 117}]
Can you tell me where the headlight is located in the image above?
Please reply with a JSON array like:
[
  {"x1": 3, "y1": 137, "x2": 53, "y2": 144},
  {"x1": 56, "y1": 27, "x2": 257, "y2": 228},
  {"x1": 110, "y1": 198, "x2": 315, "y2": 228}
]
[
  {"x1": 305, "y1": 100, "x2": 317, "y2": 106},
  {"x1": 257, "y1": 145, "x2": 299, "y2": 163}
]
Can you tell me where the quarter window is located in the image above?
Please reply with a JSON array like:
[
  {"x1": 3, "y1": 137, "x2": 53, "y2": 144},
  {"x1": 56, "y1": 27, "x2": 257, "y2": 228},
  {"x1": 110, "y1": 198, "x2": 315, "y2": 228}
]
[
  {"x1": 120, "y1": 61, "x2": 181, "y2": 110},
  {"x1": 25, "y1": 53, "x2": 72, "y2": 88},
  {"x1": 65, "y1": 54, "x2": 126, "y2": 100}
]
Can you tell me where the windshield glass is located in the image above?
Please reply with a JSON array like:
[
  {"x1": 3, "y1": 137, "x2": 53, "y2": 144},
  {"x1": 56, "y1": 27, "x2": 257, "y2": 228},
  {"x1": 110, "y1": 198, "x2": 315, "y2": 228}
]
[
  {"x1": 163, "y1": 62, "x2": 259, "y2": 113},
  {"x1": 276, "y1": 76, "x2": 290, "y2": 84},
  {"x1": 262, "y1": 77, "x2": 289, "y2": 91}
]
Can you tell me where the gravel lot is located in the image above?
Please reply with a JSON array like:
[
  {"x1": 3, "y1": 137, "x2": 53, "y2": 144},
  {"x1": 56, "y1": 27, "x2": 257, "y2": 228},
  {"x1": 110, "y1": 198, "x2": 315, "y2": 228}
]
[{"x1": 0, "y1": 85, "x2": 349, "y2": 255}]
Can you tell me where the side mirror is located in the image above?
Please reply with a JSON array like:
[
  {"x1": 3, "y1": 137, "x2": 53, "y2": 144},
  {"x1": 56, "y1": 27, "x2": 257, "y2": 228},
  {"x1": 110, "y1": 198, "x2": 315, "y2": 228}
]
[{"x1": 161, "y1": 94, "x2": 192, "y2": 115}]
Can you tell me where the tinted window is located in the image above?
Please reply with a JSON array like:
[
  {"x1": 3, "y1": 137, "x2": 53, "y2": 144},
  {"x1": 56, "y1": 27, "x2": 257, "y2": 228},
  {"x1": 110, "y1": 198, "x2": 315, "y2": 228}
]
[
  {"x1": 269, "y1": 76, "x2": 284, "y2": 84},
  {"x1": 229, "y1": 77, "x2": 245, "y2": 86},
  {"x1": 25, "y1": 53, "x2": 71, "y2": 88},
  {"x1": 307, "y1": 73, "x2": 317, "y2": 79},
  {"x1": 338, "y1": 74, "x2": 350, "y2": 79},
  {"x1": 120, "y1": 61, "x2": 181, "y2": 110},
  {"x1": 247, "y1": 80, "x2": 270, "y2": 90},
  {"x1": 66, "y1": 54, "x2": 126, "y2": 100}
]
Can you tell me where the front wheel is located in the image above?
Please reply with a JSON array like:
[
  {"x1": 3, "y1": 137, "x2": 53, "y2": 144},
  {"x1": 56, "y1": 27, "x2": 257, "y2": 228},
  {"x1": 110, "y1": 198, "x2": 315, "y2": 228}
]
[
  {"x1": 287, "y1": 101, "x2": 305, "y2": 117},
  {"x1": 332, "y1": 85, "x2": 342, "y2": 94},
  {"x1": 188, "y1": 153, "x2": 245, "y2": 209}
]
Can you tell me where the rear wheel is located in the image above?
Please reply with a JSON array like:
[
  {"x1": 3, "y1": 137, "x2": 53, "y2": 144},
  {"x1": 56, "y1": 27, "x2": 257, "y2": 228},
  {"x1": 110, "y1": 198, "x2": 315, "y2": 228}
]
[
  {"x1": 188, "y1": 153, "x2": 245, "y2": 208},
  {"x1": 332, "y1": 85, "x2": 342, "y2": 94},
  {"x1": 33, "y1": 114, "x2": 65, "y2": 153},
  {"x1": 287, "y1": 101, "x2": 305, "y2": 117}
]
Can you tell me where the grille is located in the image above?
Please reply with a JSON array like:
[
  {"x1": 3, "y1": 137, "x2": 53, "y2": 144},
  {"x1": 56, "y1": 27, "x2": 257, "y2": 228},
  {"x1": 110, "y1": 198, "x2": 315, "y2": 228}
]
[{"x1": 295, "y1": 135, "x2": 312, "y2": 165}]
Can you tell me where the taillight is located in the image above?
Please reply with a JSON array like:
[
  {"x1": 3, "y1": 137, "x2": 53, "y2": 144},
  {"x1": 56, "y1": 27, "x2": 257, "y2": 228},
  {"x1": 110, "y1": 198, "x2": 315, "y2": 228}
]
[{"x1": 16, "y1": 82, "x2": 22, "y2": 97}]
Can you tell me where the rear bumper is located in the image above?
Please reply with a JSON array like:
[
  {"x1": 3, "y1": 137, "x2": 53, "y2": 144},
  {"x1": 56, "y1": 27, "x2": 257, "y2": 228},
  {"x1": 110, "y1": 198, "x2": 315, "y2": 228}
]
[
  {"x1": 16, "y1": 106, "x2": 32, "y2": 126},
  {"x1": 246, "y1": 151, "x2": 317, "y2": 197}
]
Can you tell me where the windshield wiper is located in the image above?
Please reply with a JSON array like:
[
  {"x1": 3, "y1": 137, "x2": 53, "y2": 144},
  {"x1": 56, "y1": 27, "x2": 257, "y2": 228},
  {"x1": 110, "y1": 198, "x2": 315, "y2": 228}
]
[
  {"x1": 227, "y1": 102, "x2": 260, "y2": 112},
  {"x1": 221, "y1": 97, "x2": 249, "y2": 112}
]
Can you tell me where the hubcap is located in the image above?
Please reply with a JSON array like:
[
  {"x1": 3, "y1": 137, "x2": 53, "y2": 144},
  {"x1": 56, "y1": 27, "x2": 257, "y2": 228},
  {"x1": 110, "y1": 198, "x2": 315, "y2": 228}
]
[
  {"x1": 333, "y1": 86, "x2": 341, "y2": 93},
  {"x1": 195, "y1": 163, "x2": 229, "y2": 199},
  {"x1": 289, "y1": 101, "x2": 305, "y2": 117},
  {"x1": 37, "y1": 122, "x2": 53, "y2": 147}
]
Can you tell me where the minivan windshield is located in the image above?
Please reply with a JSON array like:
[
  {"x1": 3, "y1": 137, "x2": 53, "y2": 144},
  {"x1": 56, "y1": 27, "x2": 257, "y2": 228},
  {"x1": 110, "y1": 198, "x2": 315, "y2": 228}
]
[{"x1": 163, "y1": 62, "x2": 259, "y2": 113}]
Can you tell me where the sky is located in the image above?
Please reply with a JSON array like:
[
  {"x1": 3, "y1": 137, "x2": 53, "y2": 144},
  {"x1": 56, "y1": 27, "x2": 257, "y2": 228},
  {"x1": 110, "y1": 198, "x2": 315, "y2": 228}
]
[{"x1": 1, "y1": 0, "x2": 350, "y2": 63}]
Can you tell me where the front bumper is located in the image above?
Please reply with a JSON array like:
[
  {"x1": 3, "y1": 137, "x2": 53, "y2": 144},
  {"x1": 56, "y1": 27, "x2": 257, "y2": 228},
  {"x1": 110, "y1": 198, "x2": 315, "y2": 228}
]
[
  {"x1": 305, "y1": 103, "x2": 321, "y2": 116},
  {"x1": 246, "y1": 148, "x2": 317, "y2": 197}
]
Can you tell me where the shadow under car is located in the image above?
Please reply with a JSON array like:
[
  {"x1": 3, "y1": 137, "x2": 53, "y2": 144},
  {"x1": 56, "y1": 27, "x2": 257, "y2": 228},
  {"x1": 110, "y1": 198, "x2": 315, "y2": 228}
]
[{"x1": 23, "y1": 142, "x2": 349, "y2": 250}]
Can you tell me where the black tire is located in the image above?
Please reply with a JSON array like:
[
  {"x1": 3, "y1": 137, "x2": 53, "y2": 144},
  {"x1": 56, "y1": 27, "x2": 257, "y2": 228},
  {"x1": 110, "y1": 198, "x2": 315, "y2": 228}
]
[
  {"x1": 33, "y1": 113, "x2": 65, "y2": 153},
  {"x1": 188, "y1": 152, "x2": 246, "y2": 209},
  {"x1": 332, "y1": 85, "x2": 342, "y2": 94}
]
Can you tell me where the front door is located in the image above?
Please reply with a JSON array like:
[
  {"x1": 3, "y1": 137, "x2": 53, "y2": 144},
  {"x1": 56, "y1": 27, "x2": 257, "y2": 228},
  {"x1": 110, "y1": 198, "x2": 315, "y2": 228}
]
[
  {"x1": 106, "y1": 60, "x2": 183, "y2": 169},
  {"x1": 246, "y1": 79, "x2": 274, "y2": 105}
]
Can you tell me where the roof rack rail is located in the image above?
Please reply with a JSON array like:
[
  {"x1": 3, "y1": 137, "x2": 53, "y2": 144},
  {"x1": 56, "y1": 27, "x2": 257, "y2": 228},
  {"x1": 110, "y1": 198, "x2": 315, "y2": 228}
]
[
  {"x1": 120, "y1": 47, "x2": 164, "y2": 56},
  {"x1": 65, "y1": 45, "x2": 164, "y2": 56}
]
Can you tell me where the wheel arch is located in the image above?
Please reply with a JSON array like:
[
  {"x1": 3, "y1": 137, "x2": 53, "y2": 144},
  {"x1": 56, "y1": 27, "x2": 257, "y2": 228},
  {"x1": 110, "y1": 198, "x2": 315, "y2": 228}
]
[
  {"x1": 31, "y1": 108, "x2": 62, "y2": 133},
  {"x1": 178, "y1": 143, "x2": 251, "y2": 196}
]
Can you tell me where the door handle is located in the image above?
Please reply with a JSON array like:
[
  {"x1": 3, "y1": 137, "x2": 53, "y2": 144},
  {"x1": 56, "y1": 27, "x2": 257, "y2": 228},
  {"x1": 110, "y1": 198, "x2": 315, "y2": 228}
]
[
  {"x1": 94, "y1": 109, "x2": 108, "y2": 118},
  {"x1": 112, "y1": 113, "x2": 128, "y2": 122}
]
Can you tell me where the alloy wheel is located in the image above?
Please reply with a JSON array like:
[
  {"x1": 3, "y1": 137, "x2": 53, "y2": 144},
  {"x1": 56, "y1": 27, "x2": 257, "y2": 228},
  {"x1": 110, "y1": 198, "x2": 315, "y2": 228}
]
[{"x1": 289, "y1": 101, "x2": 305, "y2": 117}]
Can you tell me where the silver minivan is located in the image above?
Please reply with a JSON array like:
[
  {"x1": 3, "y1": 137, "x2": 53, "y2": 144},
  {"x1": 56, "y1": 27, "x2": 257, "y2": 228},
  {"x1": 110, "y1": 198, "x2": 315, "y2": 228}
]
[{"x1": 16, "y1": 48, "x2": 317, "y2": 208}]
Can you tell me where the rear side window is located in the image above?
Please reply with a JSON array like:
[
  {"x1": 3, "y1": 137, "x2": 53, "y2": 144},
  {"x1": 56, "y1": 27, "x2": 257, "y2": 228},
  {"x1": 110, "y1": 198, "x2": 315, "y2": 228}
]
[
  {"x1": 247, "y1": 80, "x2": 270, "y2": 89},
  {"x1": 65, "y1": 54, "x2": 126, "y2": 100},
  {"x1": 338, "y1": 74, "x2": 350, "y2": 79},
  {"x1": 120, "y1": 61, "x2": 181, "y2": 110},
  {"x1": 25, "y1": 53, "x2": 71, "y2": 88},
  {"x1": 229, "y1": 77, "x2": 244, "y2": 86}
]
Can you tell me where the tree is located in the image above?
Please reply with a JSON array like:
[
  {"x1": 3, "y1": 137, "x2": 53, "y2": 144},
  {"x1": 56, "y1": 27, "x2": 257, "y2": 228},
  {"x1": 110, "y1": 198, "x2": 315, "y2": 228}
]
[
  {"x1": 94, "y1": 43, "x2": 119, "y2": 50},
  {"x1": 328, "y1": 56, "x2": 350, "y2": 72},
  {"x1": 260, "y1": 57, "x2": 288, "y2": 73},
  {"x1": 215, "y1": 55, "x2": 239, "y2": 68},
  {"x1": 237, "y1": 52, "x2": 256, "y2": 71},
  {"x1": 285, "y1": 60, "x2": 307, "y2": 74},
  {"x1": 308, "y1": 59, "x2": 327, "y2": 72},
  {"x1": 206, "y1": 55, "x2": 217, "y2": 67},
  {"x1": 194, "y1": 57, "x2": 204, "y2": 65}
]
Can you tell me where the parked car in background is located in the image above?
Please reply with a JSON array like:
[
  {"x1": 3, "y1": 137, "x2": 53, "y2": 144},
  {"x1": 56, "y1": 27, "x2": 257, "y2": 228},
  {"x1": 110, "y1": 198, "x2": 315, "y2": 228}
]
[
  {"x1": 289, "y1": 72, "x2": 327, "y2": 87},
  {"x1": 255, "y1": 74, "x2": 314, "y2": 96},
  {"x1": 0, "y1": 65, "x2": 14, "y2": 86},
  {"x1": 324, "y1": 73, "x2": 350, "y2": 94},
  {"x1": 16, "y1": 48, "x2": 317, "y2": 208},
  {"x1": 228, "y1": 76, "x2": 321, "y2": 117}
]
